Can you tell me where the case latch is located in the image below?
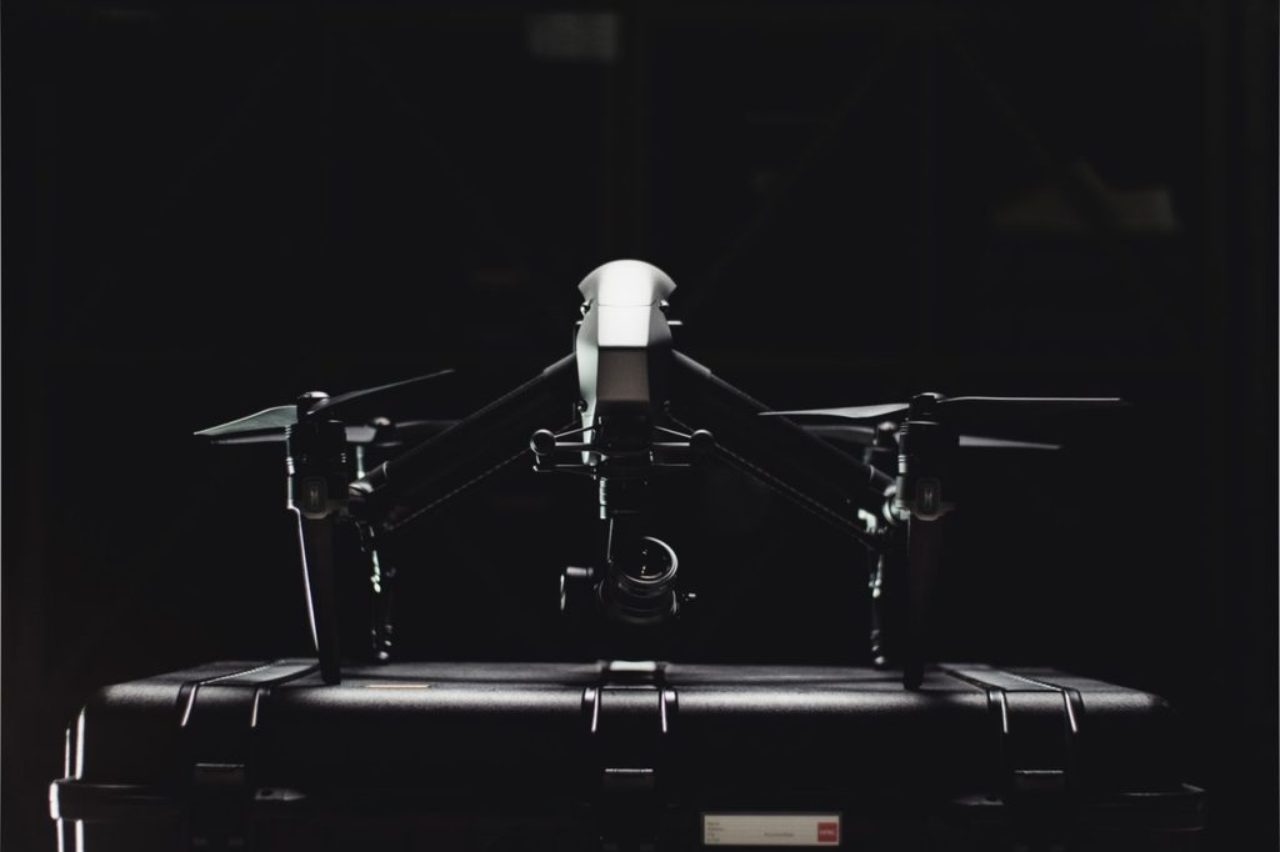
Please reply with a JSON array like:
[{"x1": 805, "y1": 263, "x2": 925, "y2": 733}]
[{"x1": 583, "y1": 660, "x2": 677, "y2": 846}]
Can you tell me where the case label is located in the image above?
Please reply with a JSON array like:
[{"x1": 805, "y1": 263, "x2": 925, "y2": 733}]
[{"x1": 703, "y1": 814, "x2": 841, "y2": 846}]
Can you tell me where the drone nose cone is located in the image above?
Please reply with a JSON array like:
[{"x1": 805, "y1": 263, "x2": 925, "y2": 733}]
[{"x1": 578, "y1": 259, "x2": 676, "y2": 306}]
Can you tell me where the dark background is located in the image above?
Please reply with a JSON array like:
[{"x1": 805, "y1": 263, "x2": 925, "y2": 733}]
[{"x1": 3, "y1": 1, "x2": 1276, "y2": 849}]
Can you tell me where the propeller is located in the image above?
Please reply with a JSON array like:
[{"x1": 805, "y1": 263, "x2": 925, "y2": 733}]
[
  {"x1": 803, "y1": 423, "x2": 1061, "y2": 452},
  {"x1": 345, "y1": 419, "x2": 458, "y2": 448},
  {"x1": 202, "y1": 417, "x2": 457, "y2": 448},
  {"x1": 767, "y1": 394, "x2": 1126, "y2": 424},
  {"x1": 194, "y1": 369, "x2": 454, "y2": 444},
  {"x1": 769, "y1": 392, "x2": 1126, "y2": 689}
]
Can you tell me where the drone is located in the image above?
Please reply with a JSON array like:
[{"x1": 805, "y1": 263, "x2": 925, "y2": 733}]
[{"x1": 197, "y1": 260, "x2": 1123, "y2": 689}]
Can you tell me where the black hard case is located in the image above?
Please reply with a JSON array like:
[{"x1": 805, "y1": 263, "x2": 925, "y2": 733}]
[{"x1": 50, "y1": 660, "x2": 1203, "y2": 851}]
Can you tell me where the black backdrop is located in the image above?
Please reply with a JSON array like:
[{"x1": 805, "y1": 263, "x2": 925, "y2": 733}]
[{"x1": 3, "y1": 1, "x2": 1276, "y2": 849}]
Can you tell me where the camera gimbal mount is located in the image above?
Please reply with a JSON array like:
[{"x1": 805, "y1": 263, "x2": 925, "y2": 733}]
[{"x1": 528, "y1": 262, "x2": 713, "y2": 630}]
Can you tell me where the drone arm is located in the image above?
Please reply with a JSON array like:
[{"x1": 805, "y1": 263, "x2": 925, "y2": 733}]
[
  {"x1": 668, "y1": 352, "x2": 889, "y2": 550},
  {"x1": 351, "y1": 354, "x2": 579, "y2": 532}
]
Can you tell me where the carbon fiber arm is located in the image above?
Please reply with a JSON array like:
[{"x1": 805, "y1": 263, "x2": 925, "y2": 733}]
[
  {"x1": 668, "y1": 352, "x2": 890, "y2": 551},
  {"x1": 350, "y1": 354, "x2": 579, "y2": 533}
]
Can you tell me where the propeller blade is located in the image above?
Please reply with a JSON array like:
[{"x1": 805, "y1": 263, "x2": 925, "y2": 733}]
[
  {"x1": 801, "y1": 423, "x2": 880, "y2": 446},
  {"x1": 194, "y1": 405, "x2": 298, "y2": 440},
  {"x1": 957, "y1": 435, "x2": 1061, "y2": 450},
  {"x1": 768, "y1": 396, "x2": 1125, "y2": 424},
  {"x1": 369, "y1": 419, "x2": 458, "y2": 447},
  {"x1": 203, "y1": 431, "x2": 288, "y2": 446},
  {"x1": 313, "y1": 368, "x2": 454, "y2": 418},
  {"x1": 347, "y1": 419, "x2": 460, "y2": 447},
  {"x1": 765, "y1": 403, "x2": 911, "y2": 422},
  {"x1": 196, "y1": 370, "x2": 453, "y2": 445},
  {"x1": 199, "y1": 418, "x2": 459, "y2": 448},
  {"x1": 940, "y1": 396, "x2": 1126, "y2": 418},
  {"x1": 809, "y1": 425, "x2": 1061, "y2": 451}
]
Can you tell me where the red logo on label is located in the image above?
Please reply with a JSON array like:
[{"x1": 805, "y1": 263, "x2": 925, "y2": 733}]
[{"x1": 817, "y1": 821, "x2": 839, "y2": 843}]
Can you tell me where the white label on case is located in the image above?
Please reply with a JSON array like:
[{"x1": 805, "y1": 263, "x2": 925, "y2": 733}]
[{"x1": 702, "y1": 814, "x2": 841, "y2": 846}]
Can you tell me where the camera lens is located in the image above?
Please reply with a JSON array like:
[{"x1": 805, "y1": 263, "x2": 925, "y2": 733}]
[{"x1": 600, "y1": 536, "x2": 679, "y2": 626}]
